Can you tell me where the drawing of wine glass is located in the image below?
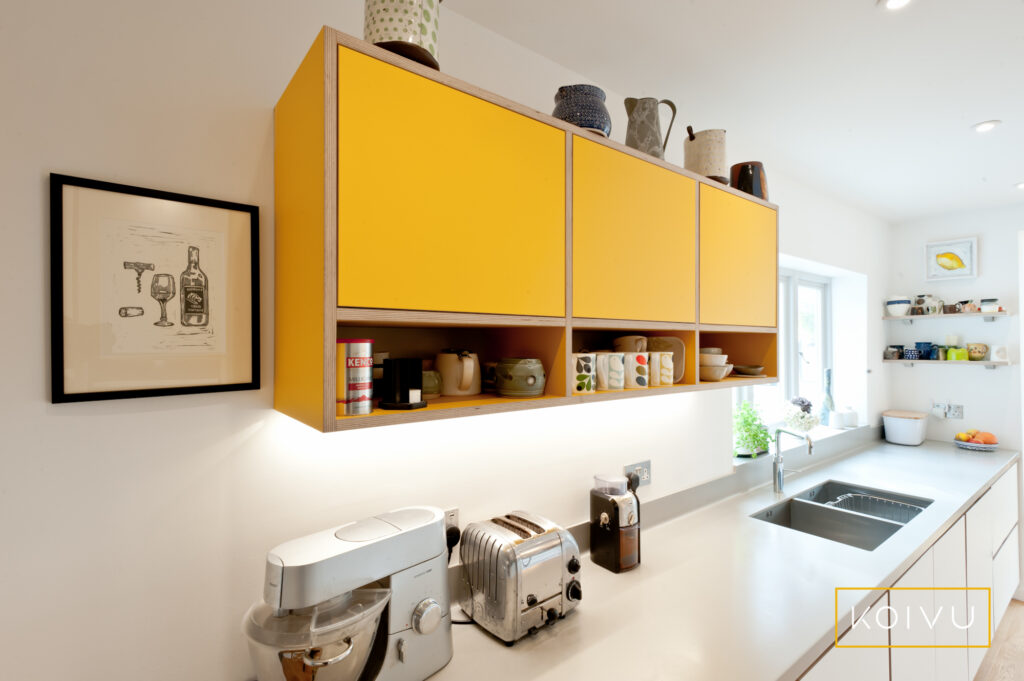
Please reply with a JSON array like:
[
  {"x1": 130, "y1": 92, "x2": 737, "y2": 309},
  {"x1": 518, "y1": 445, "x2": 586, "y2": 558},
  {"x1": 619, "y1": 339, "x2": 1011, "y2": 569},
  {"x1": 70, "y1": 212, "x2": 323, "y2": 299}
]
[{"x1": 151, "y1": 273, "x2": 176, "y2": 327}]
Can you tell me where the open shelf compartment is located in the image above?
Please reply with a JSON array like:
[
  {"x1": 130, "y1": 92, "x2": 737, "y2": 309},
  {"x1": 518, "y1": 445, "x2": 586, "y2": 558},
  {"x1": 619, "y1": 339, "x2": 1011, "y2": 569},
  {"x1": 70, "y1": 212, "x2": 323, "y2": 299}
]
[
  {"x1": 334, "y1": 322, "x2": 567, "y2": 429},
  {"x1": 697, "y1": 331, "x2": 779, "y2": 385}
]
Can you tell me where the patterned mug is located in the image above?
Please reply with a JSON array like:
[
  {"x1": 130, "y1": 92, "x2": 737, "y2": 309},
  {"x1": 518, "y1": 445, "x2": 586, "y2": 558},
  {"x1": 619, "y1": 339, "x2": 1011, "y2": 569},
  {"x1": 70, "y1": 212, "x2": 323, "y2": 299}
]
[
  {"x1": 595, "y1": 352, "x2": 625, "y2": 391},
  {"x1": 649, "y1": 351, "x2": 674, "y2": 387},
  {"x1": 625, "y1": 352, "x2": 649, "y2": 389},
  {"x1": 572, "y1": 353, "x2": 597, "y2": 394}
]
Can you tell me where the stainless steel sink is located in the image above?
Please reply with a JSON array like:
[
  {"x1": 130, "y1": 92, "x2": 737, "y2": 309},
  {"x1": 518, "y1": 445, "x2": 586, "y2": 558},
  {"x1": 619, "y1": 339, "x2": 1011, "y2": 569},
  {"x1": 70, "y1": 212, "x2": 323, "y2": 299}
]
[{"x1": 752, "y1": 480, "x2": 934, "y2": 551}]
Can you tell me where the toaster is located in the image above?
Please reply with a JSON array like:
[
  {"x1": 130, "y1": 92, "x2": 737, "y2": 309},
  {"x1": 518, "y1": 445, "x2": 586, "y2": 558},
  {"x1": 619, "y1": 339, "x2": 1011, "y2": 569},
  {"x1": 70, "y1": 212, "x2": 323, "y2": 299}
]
[{"x1": 459, "y1": 510, "x2": 582, "y2": 645}]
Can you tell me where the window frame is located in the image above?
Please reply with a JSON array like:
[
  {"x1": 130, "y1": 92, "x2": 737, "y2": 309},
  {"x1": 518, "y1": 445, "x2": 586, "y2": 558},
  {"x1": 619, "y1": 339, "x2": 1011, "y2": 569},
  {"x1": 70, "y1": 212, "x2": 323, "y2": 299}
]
[{"x1": 734, "y1": 268, "x2": 833, "y2": 420}]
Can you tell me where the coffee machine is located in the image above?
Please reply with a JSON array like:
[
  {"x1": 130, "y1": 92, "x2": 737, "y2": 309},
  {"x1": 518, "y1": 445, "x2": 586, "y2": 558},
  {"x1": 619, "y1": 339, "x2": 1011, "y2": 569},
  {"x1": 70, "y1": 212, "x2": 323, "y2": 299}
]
[
  {"x1": 244, "y1": 506, "x2": 453, "y2": 681},
  {"x1": 589, "y1": 474, "x2": 640, "y2": 573}
]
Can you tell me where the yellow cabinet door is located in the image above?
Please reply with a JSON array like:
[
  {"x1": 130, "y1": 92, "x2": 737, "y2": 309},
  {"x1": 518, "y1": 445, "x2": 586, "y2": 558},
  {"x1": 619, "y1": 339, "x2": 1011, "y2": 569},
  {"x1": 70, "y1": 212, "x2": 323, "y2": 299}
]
[
  {"x1": 699, "y1": 185, "x2": 777, "y2": 327},
  {"x1": 572, "y1": 137, "x2": 696, "y2": 322},
  {"x1": 337, "y1": 47, "x2": 565, "y2": 317}
]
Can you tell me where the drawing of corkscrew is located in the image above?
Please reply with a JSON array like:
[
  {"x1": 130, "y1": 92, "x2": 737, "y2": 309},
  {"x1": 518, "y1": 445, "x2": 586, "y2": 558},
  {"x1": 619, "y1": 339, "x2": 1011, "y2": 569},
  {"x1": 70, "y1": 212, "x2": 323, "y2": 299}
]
[{"x1": 123, "y1": 261, "x2": 155, "y2": 293}]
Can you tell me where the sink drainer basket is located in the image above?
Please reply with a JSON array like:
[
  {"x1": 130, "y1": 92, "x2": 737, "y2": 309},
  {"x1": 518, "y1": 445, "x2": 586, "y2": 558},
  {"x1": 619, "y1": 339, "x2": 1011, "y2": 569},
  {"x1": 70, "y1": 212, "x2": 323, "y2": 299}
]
[{"x1": 825, "y1": 493, "x2": 925, "y2": 524}]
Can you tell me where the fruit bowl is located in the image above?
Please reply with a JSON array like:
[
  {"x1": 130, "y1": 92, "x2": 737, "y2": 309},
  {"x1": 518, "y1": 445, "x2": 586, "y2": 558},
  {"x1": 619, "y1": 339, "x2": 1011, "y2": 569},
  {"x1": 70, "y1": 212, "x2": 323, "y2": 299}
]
[{"x1": 954, "y1": 440, "x2": 998, "y2": 452}]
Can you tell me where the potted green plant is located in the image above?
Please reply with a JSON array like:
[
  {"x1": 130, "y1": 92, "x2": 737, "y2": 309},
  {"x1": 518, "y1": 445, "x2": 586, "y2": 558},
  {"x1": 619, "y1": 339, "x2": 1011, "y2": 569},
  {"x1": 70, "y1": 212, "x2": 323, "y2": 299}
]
[{"x1": 734, "y1": 401, "x2": 772, "y2": 458}]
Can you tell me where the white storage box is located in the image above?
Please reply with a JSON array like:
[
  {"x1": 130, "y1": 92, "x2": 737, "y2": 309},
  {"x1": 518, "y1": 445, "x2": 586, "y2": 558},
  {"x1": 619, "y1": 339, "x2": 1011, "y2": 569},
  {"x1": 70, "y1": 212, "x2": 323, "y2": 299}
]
[{"x1": 882, "y1": 410, "x2": 928, "y2": 446}]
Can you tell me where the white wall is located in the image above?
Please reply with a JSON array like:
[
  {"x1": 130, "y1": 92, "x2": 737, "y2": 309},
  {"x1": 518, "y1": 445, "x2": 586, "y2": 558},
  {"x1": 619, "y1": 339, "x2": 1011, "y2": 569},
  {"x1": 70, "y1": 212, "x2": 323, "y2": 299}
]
[
  {"x1": 887, "y1": 205, "x2": 1024, "y2": 449},
  {"x1": 0, "y1": 3, "x2": 889, "y2": 680}
]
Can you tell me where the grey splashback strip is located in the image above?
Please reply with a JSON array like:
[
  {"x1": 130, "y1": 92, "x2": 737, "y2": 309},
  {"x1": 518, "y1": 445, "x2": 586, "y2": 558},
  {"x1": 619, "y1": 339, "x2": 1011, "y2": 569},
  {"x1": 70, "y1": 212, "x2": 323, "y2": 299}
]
[{"x1": 451, "y1": 426, "x2": 881, "y2": 586}]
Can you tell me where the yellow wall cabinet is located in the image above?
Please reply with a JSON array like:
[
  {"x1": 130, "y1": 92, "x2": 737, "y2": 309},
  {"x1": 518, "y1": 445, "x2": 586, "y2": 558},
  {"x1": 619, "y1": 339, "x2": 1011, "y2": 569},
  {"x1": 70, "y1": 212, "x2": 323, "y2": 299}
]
[
  {"x1": 572, "y1": 137, "x2": 696, "y2": 323},
  {"x1": 337, "y1": 47, "x2": 566, "y2": 318},
  {"x1": 275, "y1": 28, "x2": 779, "y2": 432},
  {"x1": 699, "y1": 184, "x2": 778, "y2": 327}
]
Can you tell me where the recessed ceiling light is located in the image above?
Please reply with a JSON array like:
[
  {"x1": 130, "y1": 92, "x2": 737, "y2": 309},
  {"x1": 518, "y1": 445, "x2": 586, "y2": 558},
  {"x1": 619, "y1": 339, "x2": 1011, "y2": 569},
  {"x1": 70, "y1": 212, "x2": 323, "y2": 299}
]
[
  {"x1": 1017, "y1": 182, "x2": 1024, "y2": 190},
  {"x1": 974, "y1": 120, "x2": 1002, "y2": 133},
  {"x1": 879, "y1": 0, "x2": 912, "y2": 9}
]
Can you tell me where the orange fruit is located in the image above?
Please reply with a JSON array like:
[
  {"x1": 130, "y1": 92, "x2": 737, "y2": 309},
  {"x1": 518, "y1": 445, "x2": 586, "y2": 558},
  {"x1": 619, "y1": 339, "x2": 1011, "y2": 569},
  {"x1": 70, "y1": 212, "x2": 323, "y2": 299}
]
[{"x1": 977, "y1": 432, "x2": 998, "y2": 445}]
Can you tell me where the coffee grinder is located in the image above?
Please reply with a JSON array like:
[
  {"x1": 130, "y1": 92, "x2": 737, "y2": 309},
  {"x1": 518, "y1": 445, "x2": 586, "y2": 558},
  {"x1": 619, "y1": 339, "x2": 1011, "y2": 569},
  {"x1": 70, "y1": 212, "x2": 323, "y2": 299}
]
[{"x1": 589, "y1": 473, "x2": 640, "y2": 573}]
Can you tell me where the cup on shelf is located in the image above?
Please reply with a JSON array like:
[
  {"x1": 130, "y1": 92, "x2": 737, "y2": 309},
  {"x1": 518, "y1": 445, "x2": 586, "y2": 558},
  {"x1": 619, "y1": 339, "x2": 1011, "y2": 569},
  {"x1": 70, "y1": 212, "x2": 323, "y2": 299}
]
[
  {"x1": 649, "y1": 351, "x2": 674, "y2": 387},
  {"x1": 991, "y1": 345, "x2": 1009, "y2": 362},
  {"x1": 595, "y1": 351, "x2": 625, "y2": 391},
  {"x1": 572, "y1": 352, "x2": 597, "y2": 394},
  {"x1": 624, "y1": 352, "x2": 650, "y2": 388},
  {"x1": 436, "y1": 349, "x2": 481, "y2": 396},
  {"x1": 967, "y1": 343, "x2": 989, "y2": 361},
  {"x1": 947, "y1": 347, "x2": 968, "y2": 361}
]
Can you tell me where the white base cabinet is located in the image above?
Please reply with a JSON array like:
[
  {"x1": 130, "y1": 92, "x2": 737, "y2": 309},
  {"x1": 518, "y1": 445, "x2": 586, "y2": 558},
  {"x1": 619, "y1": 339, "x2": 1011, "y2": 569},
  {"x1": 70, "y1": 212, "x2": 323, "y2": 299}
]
[
  {"x1": 801, "y1": 595, "x2": 890, "y2": 681},
  {"x1": 800, "y1": 463, "x2": 1020, "y2": 681}
]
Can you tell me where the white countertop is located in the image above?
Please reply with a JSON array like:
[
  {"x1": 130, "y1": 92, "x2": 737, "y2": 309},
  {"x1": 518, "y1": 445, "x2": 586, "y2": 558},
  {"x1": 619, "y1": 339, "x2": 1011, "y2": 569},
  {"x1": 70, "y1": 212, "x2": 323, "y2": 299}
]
[{"x1": 436, "y1": 440, "x2": 1019, "y2": 681}]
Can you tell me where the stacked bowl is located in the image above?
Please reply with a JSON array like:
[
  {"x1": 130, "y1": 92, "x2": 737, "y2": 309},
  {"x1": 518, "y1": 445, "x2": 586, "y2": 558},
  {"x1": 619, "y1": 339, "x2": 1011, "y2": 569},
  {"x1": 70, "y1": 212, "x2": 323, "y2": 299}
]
[{"x1": 699, "y1": 347, "x2": 733, "y2": 381}]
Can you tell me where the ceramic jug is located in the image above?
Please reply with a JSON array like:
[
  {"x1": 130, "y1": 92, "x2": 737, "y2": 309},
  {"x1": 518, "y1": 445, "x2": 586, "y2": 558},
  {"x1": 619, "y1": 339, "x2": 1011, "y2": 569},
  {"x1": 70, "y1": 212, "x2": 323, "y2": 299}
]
[
  {"x1": 624, "y1": 97, "x2": 677, "y2": 159},
  {"x1": 436, "y1": 349, "x2": 481, "y2": 396}
]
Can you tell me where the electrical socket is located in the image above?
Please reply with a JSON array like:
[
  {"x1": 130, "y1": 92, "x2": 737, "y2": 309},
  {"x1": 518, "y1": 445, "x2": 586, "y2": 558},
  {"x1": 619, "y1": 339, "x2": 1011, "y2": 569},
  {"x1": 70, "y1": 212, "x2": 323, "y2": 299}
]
[
  {"x1": 444, "y1": 508, "x2": 459, "y2": 530},
  {"x1": 623, "y1": 460, "x2": 651, "y2": 487},
  {"x1": 947, "y1": 404, "x2": 964, "y2": 419}
]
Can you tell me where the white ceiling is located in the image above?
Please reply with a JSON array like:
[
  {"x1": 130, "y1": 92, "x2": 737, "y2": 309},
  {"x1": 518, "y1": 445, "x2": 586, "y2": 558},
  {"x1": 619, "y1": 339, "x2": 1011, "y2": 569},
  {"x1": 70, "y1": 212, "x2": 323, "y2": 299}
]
[{"x1": 445, "y1": 0, "x2": 1024, "y2": 223}]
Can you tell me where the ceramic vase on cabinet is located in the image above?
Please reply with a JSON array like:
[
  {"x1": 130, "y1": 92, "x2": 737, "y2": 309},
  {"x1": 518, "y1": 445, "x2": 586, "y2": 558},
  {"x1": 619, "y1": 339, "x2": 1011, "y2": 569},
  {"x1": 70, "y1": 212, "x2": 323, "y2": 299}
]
[
  {"x1": 364, "y1": 0, "x2": 442, "y2": 69},
  {"x1": 684, "y1": 128, "x2": 728, "y2": 183},
  {"x1": 624, "y1": 97, "x2": 677, "y2": 159},
  {"x1": 552, "y1": 85, "x2": 612, "y2": 138}
]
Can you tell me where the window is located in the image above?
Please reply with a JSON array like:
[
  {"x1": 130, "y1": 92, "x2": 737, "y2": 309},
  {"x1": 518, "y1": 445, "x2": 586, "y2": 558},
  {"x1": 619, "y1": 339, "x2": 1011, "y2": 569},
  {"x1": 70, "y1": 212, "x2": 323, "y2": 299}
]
[{"x1": 734, "y1": 269, "x2": 833, "y2": 427}]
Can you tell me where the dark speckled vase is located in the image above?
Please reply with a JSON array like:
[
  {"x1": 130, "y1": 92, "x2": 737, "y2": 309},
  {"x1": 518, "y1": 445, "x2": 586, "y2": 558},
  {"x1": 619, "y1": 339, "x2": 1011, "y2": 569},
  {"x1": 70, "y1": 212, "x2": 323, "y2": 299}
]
[{"x1": 552, "y1": 85, "x2": 612, "y2": 137}]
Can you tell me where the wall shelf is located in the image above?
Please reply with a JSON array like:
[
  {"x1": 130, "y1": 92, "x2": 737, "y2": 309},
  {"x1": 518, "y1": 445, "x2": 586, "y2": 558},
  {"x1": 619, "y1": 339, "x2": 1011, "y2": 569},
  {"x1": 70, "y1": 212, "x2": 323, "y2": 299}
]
[
  {"x1": 883, "y1": 359, "x2": 1012, "y2": 370},
  {"x1": 883, "y1": 311, "x2": 1010, "y2": 324}
]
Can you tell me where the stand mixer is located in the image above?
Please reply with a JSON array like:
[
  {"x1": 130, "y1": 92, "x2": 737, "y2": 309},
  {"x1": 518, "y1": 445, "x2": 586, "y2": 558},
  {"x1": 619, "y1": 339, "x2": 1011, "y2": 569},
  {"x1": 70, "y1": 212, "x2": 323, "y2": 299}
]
[{"x1": 244, "y1": 506, "x2": 453, "y2": 681}]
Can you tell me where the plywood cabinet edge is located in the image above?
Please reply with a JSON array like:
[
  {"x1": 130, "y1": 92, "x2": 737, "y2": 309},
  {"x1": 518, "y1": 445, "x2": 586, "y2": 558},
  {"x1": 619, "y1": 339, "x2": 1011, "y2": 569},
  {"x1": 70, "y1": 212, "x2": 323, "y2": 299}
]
[{"x1": 274, "y1": 28, "x2": 780, "y2": 432}]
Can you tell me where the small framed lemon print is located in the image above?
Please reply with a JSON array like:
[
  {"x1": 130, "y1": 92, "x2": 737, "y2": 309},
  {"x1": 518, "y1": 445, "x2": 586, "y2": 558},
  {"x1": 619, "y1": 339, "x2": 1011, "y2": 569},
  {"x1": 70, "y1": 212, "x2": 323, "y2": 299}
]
[{"x1": 925, "y1": 237, "x2": 977, "y2": 281}]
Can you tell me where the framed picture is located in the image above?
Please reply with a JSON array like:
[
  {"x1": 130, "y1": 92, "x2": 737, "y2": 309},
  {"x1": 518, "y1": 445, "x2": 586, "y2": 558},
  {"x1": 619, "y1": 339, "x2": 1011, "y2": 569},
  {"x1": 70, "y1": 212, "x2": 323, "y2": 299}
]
[
  {"x1": 925, "y1": 237, "x2": 978, "y2": 281},
  {"x1": 50, "y1": 174, "x2": 260, "y2": 402}
]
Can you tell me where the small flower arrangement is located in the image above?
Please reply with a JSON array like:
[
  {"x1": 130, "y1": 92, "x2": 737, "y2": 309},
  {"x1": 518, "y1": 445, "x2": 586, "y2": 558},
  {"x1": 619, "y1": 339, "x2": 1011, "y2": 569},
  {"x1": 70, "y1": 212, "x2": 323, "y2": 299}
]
[
  {"x1": 734, "y1": 401, "x2": 772, "y2": 457},
  {"x1": 785, "y1": 396, "x2": 820, "y2": 432}
]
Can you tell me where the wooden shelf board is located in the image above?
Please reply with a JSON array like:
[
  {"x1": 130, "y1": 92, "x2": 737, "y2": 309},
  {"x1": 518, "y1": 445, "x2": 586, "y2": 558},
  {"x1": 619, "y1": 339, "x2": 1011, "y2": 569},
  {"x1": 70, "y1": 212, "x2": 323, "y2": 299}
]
[
  {"x1": 883, "y1": 359, "x2": 1012, "y2": 367},
  {"x1": 571, "y1": 317, "x2": 697, "y2": 331},
  {"x1": 337, "y1": 307, "x2": 567, "y2": 328},
  {"x1": 698, "y1": 324, "x2": 778, "y2": 334},
  {"x1": 882, "y1": 312, "x2": 1010, "y2": 321},
  {"x1": 331, "y1": 373, "x2": 779, "y2": 429},
  {"x1": 334, "y1": 393, "x2": 570, "y2": 430}
]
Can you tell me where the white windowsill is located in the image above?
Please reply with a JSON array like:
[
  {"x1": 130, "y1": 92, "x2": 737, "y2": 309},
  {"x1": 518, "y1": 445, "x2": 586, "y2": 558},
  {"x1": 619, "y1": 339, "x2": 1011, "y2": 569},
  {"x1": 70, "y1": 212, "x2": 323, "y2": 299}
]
[{"x1": 732, "y1": 424, "x2": 867, "y2": 467}]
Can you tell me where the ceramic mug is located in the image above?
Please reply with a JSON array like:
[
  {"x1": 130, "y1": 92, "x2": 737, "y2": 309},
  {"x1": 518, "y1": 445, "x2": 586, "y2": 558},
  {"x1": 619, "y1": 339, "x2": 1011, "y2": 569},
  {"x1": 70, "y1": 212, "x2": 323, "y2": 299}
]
[
  {"x1": 436, "y1": 349, "x2": 481, "y2": 396},
  {"x1": 595, "y1": 351, "x2": 625, "y2": 391},
  {"x1": 572, "y1": 353, "x2": 596, "y2": 394},
  {"x1": 967, "y1": 343, "x2": 989, "y2": 361},
  {"x1": 495, "y1": 358, "x2": 546, "y2": 397},
  {"x1": 613, "y1": 335, "x2": 647, "y2": 353},
  {"x1": 991, "y1": 345, "x2": 1009, "y2": 362},
  {"x1": 649, "y1": 351, "x2": 674, "y2": 387},
  {"x1": 947, "y1": 347, "x2": 968, "y2": 361},
  {"x1": 625, "y1": 352, "x2": 649, "y2": 389},
  {"x1": 364, "y1": 0, "x2": 442, "y2": 70}
]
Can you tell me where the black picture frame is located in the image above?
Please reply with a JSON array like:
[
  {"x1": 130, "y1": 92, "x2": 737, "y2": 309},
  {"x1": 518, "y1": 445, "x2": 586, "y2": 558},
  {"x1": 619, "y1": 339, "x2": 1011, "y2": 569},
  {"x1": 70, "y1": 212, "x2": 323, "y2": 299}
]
[{"x1": 50, "y1": 173, "x2": 260, "y2": 402}]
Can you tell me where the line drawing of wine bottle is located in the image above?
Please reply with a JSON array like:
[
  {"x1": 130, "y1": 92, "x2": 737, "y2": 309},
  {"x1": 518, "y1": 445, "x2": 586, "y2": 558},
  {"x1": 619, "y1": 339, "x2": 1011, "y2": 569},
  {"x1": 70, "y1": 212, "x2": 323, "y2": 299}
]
[{"x1": 179, "y1": 245, "x2": 209, "y2": 327}]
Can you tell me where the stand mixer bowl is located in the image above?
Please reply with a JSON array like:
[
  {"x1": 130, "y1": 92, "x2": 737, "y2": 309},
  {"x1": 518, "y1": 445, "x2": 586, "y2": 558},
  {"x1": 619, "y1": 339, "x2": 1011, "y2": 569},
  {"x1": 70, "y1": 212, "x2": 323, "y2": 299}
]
[{"x1": 244, "y1": 588, "x2": 390, "y2": 681}]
